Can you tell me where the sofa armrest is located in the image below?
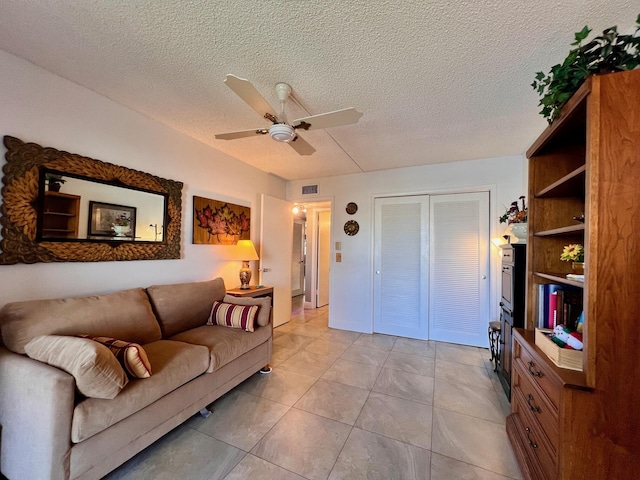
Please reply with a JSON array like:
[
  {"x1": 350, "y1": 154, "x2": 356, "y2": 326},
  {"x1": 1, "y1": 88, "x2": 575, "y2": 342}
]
[{"x1": 0, "y1": 346, "x2": 75, "y2": 480}]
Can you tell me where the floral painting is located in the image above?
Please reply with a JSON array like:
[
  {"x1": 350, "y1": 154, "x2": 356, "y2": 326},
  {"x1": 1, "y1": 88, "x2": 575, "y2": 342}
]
[{"x1": 193, "y1": 196, "x2": 250, "y2": 245}]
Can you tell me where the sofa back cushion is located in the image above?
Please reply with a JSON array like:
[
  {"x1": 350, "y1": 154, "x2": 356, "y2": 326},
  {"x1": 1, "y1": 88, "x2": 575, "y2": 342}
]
[
  {"x1": 146, "y1": 278, "x2": 226, "y2": 337},
  {"x1": 0, "y1": 288, "x2": 162, "y2": 354}
]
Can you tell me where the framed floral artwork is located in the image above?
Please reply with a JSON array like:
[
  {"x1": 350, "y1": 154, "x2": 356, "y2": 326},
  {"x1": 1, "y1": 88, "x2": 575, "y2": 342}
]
[
  {"x1": 192, "y1": 196, "x2": 250, "y2": 245},
  {"x1": 88, "y1": 201, "x2": 136, "y2": 239}
]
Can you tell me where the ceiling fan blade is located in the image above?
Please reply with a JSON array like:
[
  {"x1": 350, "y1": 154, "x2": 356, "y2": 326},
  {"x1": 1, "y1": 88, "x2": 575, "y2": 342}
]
[
  {"x1": 224, "y1": 74, "x2": 278, "y2": 120},
  {"x1": 215, "y1": 128, "x2": 268, "y2": 140},
  {"x1": 293, "y1": 107, "x2": 363, "y2": 131},
  {"x1": 288, "y1": 135, "x2": 316, "y2": 156}
]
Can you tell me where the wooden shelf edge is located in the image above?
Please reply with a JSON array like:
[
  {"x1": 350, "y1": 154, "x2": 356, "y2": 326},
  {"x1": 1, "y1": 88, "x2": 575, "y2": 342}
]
[
  {"x1": 534, "y1": 272, "x2": 584, "y2": 288},
  {"x1": 514, "y1": 329, "x2": 592, "y2": 390},
  {"x1": 535, "y1": 165, "x2": 586, "y2": 198},
  {"x1": 527, "y1": 77, "x2": 592, "y2": 158},
  {"x1": 534, "y1": 224, "x2": 585, "y2": 236}
]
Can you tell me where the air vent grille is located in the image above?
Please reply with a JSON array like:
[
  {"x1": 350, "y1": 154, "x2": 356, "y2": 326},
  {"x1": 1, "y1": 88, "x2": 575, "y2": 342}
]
[{"x1": 302, "y1": 185, "x2": 318, "y2": 195}]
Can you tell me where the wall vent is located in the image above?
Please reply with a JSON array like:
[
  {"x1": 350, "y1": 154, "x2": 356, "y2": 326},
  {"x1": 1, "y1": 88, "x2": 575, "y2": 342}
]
[{"x1": 301, "y1": 185, "x2": 319, "y2": 195}]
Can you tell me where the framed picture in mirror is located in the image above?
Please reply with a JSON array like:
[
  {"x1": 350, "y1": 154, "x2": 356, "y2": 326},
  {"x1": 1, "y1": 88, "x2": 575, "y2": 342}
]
[{"x1": 88, "y1": 201, "x2": 137, "y2": 239}]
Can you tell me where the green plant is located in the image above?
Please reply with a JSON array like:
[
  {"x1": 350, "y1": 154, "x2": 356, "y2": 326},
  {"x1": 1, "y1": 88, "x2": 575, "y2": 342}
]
[
  {"x1": 532, "y1": 14, "x2": 640, "y2": 123},
  {"x1": 560, "y1": 244, "x2": 584, "y2": 262}
]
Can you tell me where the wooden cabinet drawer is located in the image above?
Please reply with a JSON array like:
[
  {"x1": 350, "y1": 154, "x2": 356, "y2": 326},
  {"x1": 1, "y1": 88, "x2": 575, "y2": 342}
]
[
  {"x1": 512, "y1": 393, "x2": 558, "y2": 480},
  {"x1": 513, "y1": 336, "x2": 561, "y2": 409},
  {"x1": 512, "y1": 361, "x2": 559, "y2": 453}
]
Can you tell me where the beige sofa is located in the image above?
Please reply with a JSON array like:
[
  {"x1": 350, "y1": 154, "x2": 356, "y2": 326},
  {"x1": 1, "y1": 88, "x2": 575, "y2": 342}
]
[{"x1": 0, "y1": 278, "x2": 272, "y2": 480}]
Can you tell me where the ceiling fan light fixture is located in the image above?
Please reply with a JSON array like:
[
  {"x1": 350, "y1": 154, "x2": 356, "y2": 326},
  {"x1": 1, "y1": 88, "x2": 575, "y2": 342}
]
[{"x1": 269, "y1": 123, "x2": 296, "y2": 143}]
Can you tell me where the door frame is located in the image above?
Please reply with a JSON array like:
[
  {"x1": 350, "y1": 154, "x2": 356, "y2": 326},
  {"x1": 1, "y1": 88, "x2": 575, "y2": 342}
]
[
  {"x1": 292, "y1": 219, "x2": 305, "y2": 297},
  {"x1": 315, "y1": 209, "x2": 331, "y2": 308},
  {"x1": 286, "y1": 198, "x2": 333, "y2": 311}
]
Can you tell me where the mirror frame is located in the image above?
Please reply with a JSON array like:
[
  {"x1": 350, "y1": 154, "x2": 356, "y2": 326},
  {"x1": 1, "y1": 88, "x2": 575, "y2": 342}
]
[{"x1": 0, "y1": 136, "x2": 183, "y2": 264}]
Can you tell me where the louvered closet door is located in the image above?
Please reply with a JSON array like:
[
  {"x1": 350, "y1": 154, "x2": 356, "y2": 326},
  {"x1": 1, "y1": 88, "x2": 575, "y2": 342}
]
[
  {"x1": 428, "y1": 192, "x2": 489, "y2": 347},
  {"x1": 373, "y1": 196, "x2": 429, "y2": 339}
]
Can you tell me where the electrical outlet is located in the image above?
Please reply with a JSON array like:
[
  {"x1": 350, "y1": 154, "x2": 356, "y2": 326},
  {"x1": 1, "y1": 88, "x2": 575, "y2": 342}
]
[
  {"x1": 336, "y1": 253, "x2": 342, "y2": 262},
  {"x1": 335, "y1": 241, "x2": 342, "y2": 250}
]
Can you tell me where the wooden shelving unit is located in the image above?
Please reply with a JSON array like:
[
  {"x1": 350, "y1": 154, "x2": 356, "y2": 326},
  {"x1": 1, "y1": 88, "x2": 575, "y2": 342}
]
[
  {"x1": 41, "y1": 191, "x2": 80, "y2": 239},
  {"x1": 507, "y1": 70, "x2": 640, "y2": 480}
]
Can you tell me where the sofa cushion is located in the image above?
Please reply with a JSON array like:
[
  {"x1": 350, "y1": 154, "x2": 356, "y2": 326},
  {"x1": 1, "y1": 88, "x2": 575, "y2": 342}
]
[
  {"x1": 170, "y1": 324, "x2": 271, "y2": 373},
  {"x1": 80, "y1": 335, "x2": 152, "y2": 378},
  {"x1": 207, "y1": 301, "x2": 259, "y2": 332},
  {"x1": 24, "y1": 335, "x2": 128, "y2": 399},
  {"x1": 0, "y1": 288, "x2": 162, "y2": 354},
  {"x1": 222, "y1": 294, "x2": 272, "y2": 327},
  {"x1": 146, "y1": 278, "x2": 226, "y2": 337},
  {"x1": 71, "y1": 339, "x2": 209, "y2": 443}
]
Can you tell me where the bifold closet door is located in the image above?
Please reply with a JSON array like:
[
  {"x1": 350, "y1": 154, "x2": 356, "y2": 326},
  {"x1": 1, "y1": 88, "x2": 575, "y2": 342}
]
[
  {"x1": 373, "y1": 196, "x2": 429, "y2": 340},
  {"x1": 428, "y1": 192, "x2": 489, "y2": 347}
]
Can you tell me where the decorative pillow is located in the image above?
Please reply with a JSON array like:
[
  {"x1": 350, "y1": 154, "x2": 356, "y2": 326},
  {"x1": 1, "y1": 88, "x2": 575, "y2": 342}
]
[
  {"x1": 207, "y1": 301, "x2": 259, "y2": 332},
  {"x1": 24, "y1": 335, "x2": 128, "y2": 399},
  {"x1": 222, "y1": 294, "x2": 272, "y2": 327},
  {"x1": 79, "y1": 335, "x2": 152, "y2": 378}
]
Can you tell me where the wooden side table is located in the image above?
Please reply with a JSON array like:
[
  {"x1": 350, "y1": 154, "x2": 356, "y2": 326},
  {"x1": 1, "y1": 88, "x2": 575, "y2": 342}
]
[
  {"x1": 226, "y1": 286, "x2": 274, "y2": 374},
  {"x1": 226, "y1": 285, "x2": 274, "y2": 299}
]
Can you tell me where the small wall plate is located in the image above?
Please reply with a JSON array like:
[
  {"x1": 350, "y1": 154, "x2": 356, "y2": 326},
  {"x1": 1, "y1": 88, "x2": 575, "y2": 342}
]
[
  {"x1": 346, "y1": 202, "x2": 358, "y2": 215},
  {"x1": 344, "y1": 220, "x2": 359, "y2": 236}
]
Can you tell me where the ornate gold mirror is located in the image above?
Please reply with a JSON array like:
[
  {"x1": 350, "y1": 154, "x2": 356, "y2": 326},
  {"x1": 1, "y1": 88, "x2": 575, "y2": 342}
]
[{"x1": 0, "y1": 136, "x2": 183, "y2": 264}]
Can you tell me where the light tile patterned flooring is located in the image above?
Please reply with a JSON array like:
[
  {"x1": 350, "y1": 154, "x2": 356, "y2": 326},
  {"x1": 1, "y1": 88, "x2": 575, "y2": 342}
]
[{"x1": 107, "y1": 301, "x2": 522, "y2": 480}]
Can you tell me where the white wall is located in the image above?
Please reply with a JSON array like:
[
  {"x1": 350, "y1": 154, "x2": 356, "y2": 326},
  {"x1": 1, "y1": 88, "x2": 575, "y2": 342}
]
[
  {"x1": 0, "y1": 50, "x2": 285, "y2": 307},
  {"x1": 287, "y1": 156, "x2": 528, "y2": 334}
]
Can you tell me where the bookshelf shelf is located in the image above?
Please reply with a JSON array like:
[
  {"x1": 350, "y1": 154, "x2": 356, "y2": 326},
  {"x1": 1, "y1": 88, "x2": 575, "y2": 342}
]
[
  {"x1": 534, "y1": 224, "x2": 584, "y2": 237},
  {"x1": 536, "y1": 165, "x2": 586, "y2": 198},
  {"x1": 534, "y1": 272, "x2": 584, "y2": 289}
]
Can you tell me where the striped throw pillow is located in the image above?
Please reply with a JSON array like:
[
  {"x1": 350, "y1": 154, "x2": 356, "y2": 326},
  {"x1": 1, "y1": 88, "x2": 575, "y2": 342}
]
[
  {"x1": 80, "y1": 335, "x2": 152, "y2": 378},
  {"x1": 207, "y1": 301, "x2": 258, "y2": 332}
]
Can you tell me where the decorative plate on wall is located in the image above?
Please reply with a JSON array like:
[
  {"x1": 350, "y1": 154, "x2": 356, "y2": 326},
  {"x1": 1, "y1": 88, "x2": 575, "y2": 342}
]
[
  {"x1": 346, "y1": 202, "x2": 358, "y2": 215},
  {"x1": 344, "y1": 220, "x2": 359, "y2": 236}
]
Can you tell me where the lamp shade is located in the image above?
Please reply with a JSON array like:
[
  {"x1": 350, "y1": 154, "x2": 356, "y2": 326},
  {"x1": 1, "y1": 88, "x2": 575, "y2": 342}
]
[{"x1": 233, "y1": 240, "x2": 259, "y2": 261}]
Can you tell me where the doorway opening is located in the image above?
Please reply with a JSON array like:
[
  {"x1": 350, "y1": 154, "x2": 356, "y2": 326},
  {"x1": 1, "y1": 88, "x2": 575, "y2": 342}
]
[{"x1": 290, "y1": 201, "x2": 332, "y2": 319}]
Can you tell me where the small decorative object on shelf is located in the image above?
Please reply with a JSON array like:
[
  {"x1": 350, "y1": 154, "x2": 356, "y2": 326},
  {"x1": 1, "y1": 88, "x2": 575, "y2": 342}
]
[
  {"x1": 500, "y1": 196, "x2": 527, "y2": 243},
  {"x1": 560, "y1": 243, "x2": 585, "y2": 274},
  {"x1": 573, "y1": 212, "x2": 585, "y2": 223}
]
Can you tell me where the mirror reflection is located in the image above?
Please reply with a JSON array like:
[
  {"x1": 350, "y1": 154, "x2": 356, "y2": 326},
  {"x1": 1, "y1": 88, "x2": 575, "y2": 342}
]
[{"x1": 38, "y1": 169, "x2": 166, "y2": 243}]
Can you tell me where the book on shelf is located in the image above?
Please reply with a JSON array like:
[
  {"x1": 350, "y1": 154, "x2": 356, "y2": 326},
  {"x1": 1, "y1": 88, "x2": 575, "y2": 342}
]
[
  {"x1": 566, "y1": 273, "x2": 584, "y2": 282},
  {"x1": 538, "y1": 284, "x2": 583, "y2": 329}
]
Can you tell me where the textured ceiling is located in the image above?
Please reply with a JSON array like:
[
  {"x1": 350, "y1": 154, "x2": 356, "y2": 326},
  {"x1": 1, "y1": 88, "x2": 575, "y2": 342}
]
[{"x1": 0, "y1": 1, "x2": 637, "y2": 180}]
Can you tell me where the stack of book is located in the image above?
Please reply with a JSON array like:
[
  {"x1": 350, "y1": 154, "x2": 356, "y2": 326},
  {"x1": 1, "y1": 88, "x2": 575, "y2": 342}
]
[{"x1": 538, "y1": 284, "x2": 583, "y2": 330}]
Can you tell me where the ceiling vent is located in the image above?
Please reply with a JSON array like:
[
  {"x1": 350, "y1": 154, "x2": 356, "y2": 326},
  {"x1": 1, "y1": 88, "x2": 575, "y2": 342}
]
[{"x1": 301, "y1": 185, "x2": 318, "y2": 195}]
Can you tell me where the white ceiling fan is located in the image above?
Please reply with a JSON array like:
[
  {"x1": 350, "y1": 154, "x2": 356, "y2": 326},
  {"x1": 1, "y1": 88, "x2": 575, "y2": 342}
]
[{"x1": 214, "y1": 74, "x2": 363, "y2": 156}]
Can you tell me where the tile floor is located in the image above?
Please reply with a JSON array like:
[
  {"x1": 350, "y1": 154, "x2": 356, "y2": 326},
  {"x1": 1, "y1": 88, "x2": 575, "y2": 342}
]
[{"x1": 106, "y1": 301, "x2": 522, "y2": 480}]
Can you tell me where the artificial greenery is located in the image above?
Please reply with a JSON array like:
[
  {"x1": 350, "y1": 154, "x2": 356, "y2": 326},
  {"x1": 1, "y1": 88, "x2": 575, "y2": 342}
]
[{"x1": 532, "y1": 14, "x2": 640, "y2": 123}]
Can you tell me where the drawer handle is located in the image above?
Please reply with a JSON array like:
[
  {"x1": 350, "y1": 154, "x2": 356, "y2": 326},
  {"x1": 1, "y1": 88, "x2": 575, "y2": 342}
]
[
  {"x1": 528, "y1": 361, "x2": 542, "y2": 377},
  {"x1": 525, "y1": 427, "x2": 538, "y2": 449},
  {"x1": 526, "y1": 393, "x2": 541, "y2": 413}
]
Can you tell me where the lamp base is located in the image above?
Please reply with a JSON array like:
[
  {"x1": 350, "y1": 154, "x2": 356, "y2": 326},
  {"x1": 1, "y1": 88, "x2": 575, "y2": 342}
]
[{"x1": 239, "y1": 261, "x2": 252, "y2": 290}]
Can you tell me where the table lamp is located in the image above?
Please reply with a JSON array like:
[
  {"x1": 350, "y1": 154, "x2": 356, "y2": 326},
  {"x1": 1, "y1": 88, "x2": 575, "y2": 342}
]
[{"x1": 234, "y1": 240, "x2": 259, "y2": 289}]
